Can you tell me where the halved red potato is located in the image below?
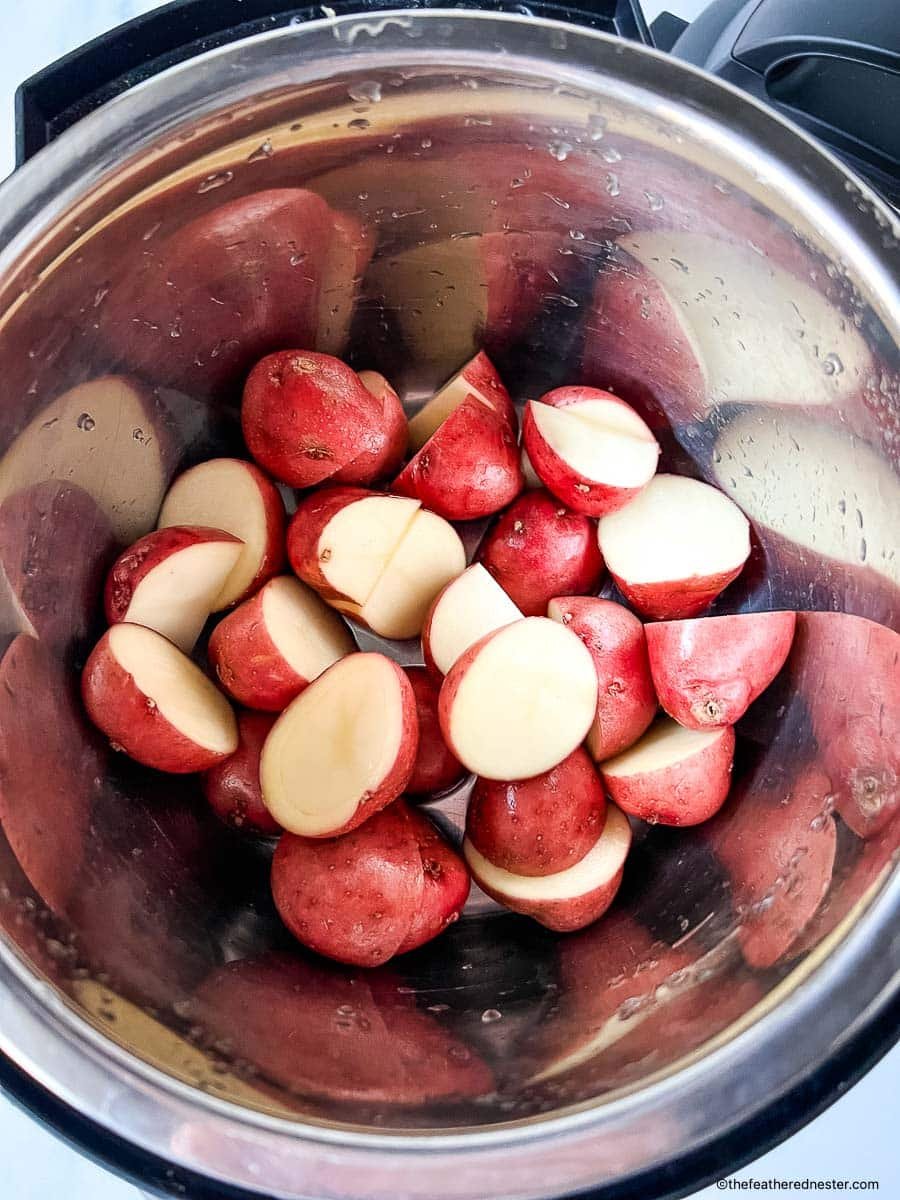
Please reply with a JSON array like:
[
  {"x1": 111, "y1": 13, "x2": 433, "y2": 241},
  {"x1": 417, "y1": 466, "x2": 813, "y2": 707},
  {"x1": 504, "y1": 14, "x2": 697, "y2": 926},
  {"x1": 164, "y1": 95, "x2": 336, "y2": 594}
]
[
  {"x1": 646, "y1": 610, "x2": 796, "y2": 730},
  {"x1": 0, "y1": 636, "x2": 104, "y2": 916},
  {"x1": 287, "y1": 488, "x2": 465, "y2": 639},
  {"x1": 202, "y1": 711, "x2": 281, "y2": 835},
  {"x1": 208, "y1": 576, "x2": 355, "y2": 712},
  {"x1": 0, "y1": 375, "x2": 169, "y2": 543},
  {"x1": 270, "y1": 800, "x2": 468, "y2": 966},
  {"x1": 596, "y1": 474, "x2": 750, "y2": 620},
  {"x1": 260, "y1": 652, "x2": 417, "y2": 837},
  {"x1": 600, "y1": 718, "x2": 734, "y2": 826},
  {"x1": 523, "y1": 387, "x2": 659, "y2": 517},
  {"x1": 241, "y1": 351, "x2": 392, "y2": 487},
  {"x1": 464, "y1": 802, "x2": 631, "y2": 932},
  {"x1": 157, "y1": 457, "x2": 286, "y2": 609},
  {"x1": 0, "y1": 481, "x2": 116, "y2": 649},
  {"x1": 706, "y1": 764, "x2": 837, "y2": 969},
  {"x1": 439, "y1": 617, "x2": 598, "y2": 780},
  {"x1": 466, "y1": 747, "x2": 606, "y2": 876},
  {"x1": 479, "y1": 491, "x2": 604, "y2": 617},
  {"x1": 393, "y1": 355, "x2": 522, "y2": 520},
  {"x1": 548, "y1": 597, "x2": 657, "y2": 762},
  {"x1": 329, "y1": 370, "x2": 407, "y2": 482},
  {"x1": 82, "y1": 624, "x2": 238, "y2": 772},
  {"x1": 422, "y1": 563, "x2": 523, "y2": 677},
  {"x1": 404, "y1": 667, "x2": 467, "y2": 797},
  {"x1": 103, "y1": 526, "x2": 243, "y2": 653},
  {"x1": 407, "y1": 351, "x2": 514, "y2": 452},
  {"x1": 790, "y1": 612, "x2": 899, "y2": 839}
]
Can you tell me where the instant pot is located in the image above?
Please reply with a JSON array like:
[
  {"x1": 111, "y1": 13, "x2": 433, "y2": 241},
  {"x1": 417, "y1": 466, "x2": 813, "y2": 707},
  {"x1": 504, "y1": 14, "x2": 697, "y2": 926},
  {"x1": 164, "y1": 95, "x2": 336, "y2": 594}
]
[{"x1": 0, "y1": 2, "x2": 898, "y2": 1198}]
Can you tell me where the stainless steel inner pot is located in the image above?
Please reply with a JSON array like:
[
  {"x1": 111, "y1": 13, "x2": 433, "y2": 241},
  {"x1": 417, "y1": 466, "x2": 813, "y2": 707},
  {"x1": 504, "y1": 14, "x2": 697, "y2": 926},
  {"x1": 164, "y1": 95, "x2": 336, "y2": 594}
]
[{"x1": 0, "y1": 11, "x2": 897, "y2": 1200}]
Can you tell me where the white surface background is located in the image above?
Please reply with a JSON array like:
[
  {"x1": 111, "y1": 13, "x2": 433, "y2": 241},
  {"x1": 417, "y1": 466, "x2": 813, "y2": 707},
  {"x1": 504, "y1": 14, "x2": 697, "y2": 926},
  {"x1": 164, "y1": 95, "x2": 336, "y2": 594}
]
[{"x1": 0, "y1": 1, "x2": 896, "y2": 1196}]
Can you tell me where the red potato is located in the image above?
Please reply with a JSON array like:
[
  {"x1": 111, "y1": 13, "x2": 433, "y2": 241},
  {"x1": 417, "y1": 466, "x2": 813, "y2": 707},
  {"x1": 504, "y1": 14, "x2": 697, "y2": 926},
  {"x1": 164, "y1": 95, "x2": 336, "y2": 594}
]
[
  {"x1": 404, "y1": 667, "x2": 467, "y2": 797},
  {"x1": 0, "y1": 375, "x2": 169, "y2": 544},
  {"x1": 439, "y1": 617, "x2": 598, "y2": 781},
  {"x1": 392, "y1": 376, "x2": 522, "y2": 521},
  {"x1": 157, "y1": 458, "x2": 286, "y2": 609},
  {"x1": 646, "y1": 611, "x2": 796, "y2": 730},
  {"x1": 287, "y1": 488, "x2": 465, "y2": 639},
  {"x1": 0, "y1": 637, "x2": 104, "y2": 916},
  {"x1": 478, "y1": 491, "x2": 605, "y2": 617},
  {"x1": 260, "y1": 652, "x2": 417, "y2": 837},
  {"x1": 522, "y1": 387, "x2": 659, "y2": 517},
  {"x1": 600, "y1": 718, "x2": 735, "y2": 826},
  {"x1": 82, "y1": 623, "x2": 238, "y2": 773},
  {"x1": 464, "y1": 802, "x2": 631, "y2": 932},
  {"x1": 241, "y1": 351, "x2": 393, "y2": 488},
  {"x1": 790, "y1": 612, "x2": 899, "y2": 839},
  {"x1": 202, "y1": 711, "x2": 281, "y2": 835},
  {"x1": 596, "y1": 474, "x2": 750, "y2": 620},
  {"x1": 0, "y1": 481, "x2": 116, "y2": 649},
  {"x1": 103, "y1": 526, "x2": 243, "y2": 653},
  {"x1": 466, "y1": 747, "x2": 607, "y2": 876},
  {"x1": 706, "y1": 765, "x2": 838, "y2": 969},
  {"x1": 191, "y1": 954, "x2": 493, "y2": 1104},
  {"x1": 207, "y1": 576, "x2": 355, "y2": 712},
  {"x1": 407, "y1": 351, "x2": 515, "y2": 452},
  {"x1": 329, "y1": 370, "x2": 408, "y2": 483},
  {"x1": 271, "y1": 801, "x2": 468, "y2": 966},
  {"x1": 548, "y1": 597, "x2": 657, "y2": 762},
  {"x1": 422, "y1": 563, "x2": 523, "y2": 677}
]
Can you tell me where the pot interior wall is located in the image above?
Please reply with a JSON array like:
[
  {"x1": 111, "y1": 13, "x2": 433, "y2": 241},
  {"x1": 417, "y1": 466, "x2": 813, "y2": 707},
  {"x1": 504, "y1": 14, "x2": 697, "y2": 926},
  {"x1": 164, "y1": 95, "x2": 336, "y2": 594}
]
[{"x1": 0, "y1": 47, "x2": 897, "y2": 1133}]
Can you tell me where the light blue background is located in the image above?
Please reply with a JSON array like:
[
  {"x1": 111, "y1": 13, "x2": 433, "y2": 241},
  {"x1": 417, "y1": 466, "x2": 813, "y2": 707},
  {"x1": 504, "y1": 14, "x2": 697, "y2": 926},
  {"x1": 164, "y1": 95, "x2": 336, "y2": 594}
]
[{"x1": 0, "y1": 1, "x2": 896, "y2": 1196}]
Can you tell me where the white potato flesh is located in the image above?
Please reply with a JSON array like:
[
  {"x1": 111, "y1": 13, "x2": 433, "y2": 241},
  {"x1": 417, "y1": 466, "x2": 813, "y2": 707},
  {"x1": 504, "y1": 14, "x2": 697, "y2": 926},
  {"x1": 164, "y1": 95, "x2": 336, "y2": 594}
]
[
  {"x1": 261, "y1": 577, "x2": 355, "y2": 678},
  {"x1": 464, "y1": 803, "x2": 631, "y2": 900},
  {"x1": 446, "y1": 617, "x2": 598, "y2": 779},
  {"x1": 530, "y1": 398, "x2": 658, "y2": 487},
  {"x1": 428, "y1": 564, "x2": 523, "y2": 674},
  {"x1": 597, "y1": 474, "x2": 749, "y2": 585},
  {"x1": 124, "y1": 538, "x2": 242, "y2": 652},
  {"x1": 260, "y1": 654, "x2": 405, "y2": 835},
  {"x1": 109, "y1": 623, "x2": 237, "y2": 753},
  {"x1": 407, "y1": 361, "x2": 496, "y2": 451},
  {"x1": 159, "y1": 459, "x2": 276, "y2": 608},
  {"x1": 361, "y1": 509, "x2": 466, "y2": 639},
  {"x1": 602, "y1": 718, "x2": 725, "y2": 777},
  {"x1": 319, "y1": 495, "x2": 420, "y2": 604}
]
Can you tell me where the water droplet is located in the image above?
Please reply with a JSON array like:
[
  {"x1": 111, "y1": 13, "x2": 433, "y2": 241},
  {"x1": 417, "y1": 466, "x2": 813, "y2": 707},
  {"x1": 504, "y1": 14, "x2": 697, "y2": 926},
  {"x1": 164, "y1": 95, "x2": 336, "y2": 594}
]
[
  {"x1": 420, "y1": 136, "x2": 432, "y2": 149},
  {"x1": 643, "y1": 190, "x2": 664, "y2": 212},
  {"x1": 289, "y1": 251, "x2": 308, "y2": 267},
  {"x1": 550, "y1": 27, "x2": 567, "y2": 49},
  {"x1": 822, "y1": 352, "x2": 844, "y2": 376},
  {"x1": 670, "y1": 257, "x2": 689, "y2": 273},
  {"x1": 600, "y1": 145, "x2": 622, "y2": 163},
  {"x1": 197, "y1": 171, "x2": 234, "y2": 194},
  {"x1": 427, "y1": 1003, "x2": 450, "y2": 1014},
  {"x1": 587, "y1": 111, "x2": 606, "y2": 141},
  {"x1": 348, "y1": 117, "x2": 371, "y2": 130},
  {"x1": 348, "y1": 80, "x2": 382, "y2": 103},
  {"x1": 604, "y1": 173, "x2": 620, "y2": 197},
  {"x1": 481, "y1": 1008, "x2": 502, "y2": 1024},
  {"x1": 640, "y1": 295, "x2": 651, "y2": 320},
  {"x1": 448, "y1": 1044, "x2": 471, "y2": 1061},
  {"x1": 76, "y1": 412, "x2": 95, "y2": 432},
  {"x1": 247, "y1": 138, "x2": 274, "y2": 162},
  {"x1": 618, "y1": 996, "x2": 645, "y2": 1020},
  {"x1": 548, "y1": 140, "x2": 572, "y2": 162},
  {"x1": 569, "y1": 229, "x2": 585, "y2": 241}
]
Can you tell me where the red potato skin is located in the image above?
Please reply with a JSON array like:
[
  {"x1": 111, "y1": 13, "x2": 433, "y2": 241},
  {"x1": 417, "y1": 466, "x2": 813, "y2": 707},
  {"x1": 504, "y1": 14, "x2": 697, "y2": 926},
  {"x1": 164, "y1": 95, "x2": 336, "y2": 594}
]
[
  {"x1": 202, "y1": 711, "x2": 281, "y2": 835},
  {"x1": 522, "y1": 389, "x2": 659, "y2": 517},
  {"x1": 103, "y1": 525, "x2": 244, "y2": 625},
  {"x1": 0, "y1": 637, "x2": 104, "y2": 916},
  {"x1": 0, "y1": 481, "x2": 116, "y2": 650},
  {"x1": 208, "y1": 585, "x2": 319, "y2": 712},
  {"x1": 466, "y1": 748, "x2": 607, "y2": 876},
  {"x1": 791, "y1": 613, "x2": 899, "y2": 840},
  {"x1": 285, "y1": 486, "x2": 374, "y2": 603},
  {"x1": 396, "y1": 806, "x2": 471, "y2": 953},
  {"x1": 81, "y1": 628, "x2": 236, "y2": 773},
  {"x1": 331, "y1": 371, "x2": 408, "y2": 483},
  {"x1": 241, "y1": 351, "x2": 390, "y2": 487},
  {"x1": 404, "y1": 667, "x2": 467, "y2": 796},
  {"x1": 478, "y1": 491, "x2": 604, "y2": 617},
  {"x1": 392, "y1": 394, "x2": 523, "y2": 521},
  {"x1": 646, "y1": 611, "x2": 796, "y2": 730},
  {"x1": 601, "y1": 724, "x2": 735, "y2": 827},
  {"x1": 610, "y1": 564, "x2": 747, "y2": 622},
  {"x1": 706, "y1": 765, "x2": 838, "y2": 969},
  {"x1": 549, "y1": 597, "x2": 657, "y2": 761}
]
